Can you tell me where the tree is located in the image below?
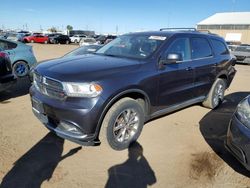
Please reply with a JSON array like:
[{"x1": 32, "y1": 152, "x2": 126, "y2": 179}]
[
  {"x1": 66, "y1": 25, "x2": 73, "y2": 31},
  {"x1": 48, "y1": 27, "x2": 57, "y2": 33}
]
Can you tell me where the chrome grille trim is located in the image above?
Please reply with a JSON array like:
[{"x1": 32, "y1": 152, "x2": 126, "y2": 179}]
[{"x1": 34, "y1": 72, "x2": 66, "y2": 100}]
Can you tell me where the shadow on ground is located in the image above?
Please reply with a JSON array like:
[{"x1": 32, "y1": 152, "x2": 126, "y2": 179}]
[
  {"x1": 0, "y1": 132, "x2": 82, "y2": 188},
  {"x1": 105, "y1": 142, "x2": 156, "y2": 188},
  {"x1": 199, "y1": 92, "x2": 250, "y2": 177},
  {"x1": 0, "y1": 77, "x2": 31, "y2": 103}
]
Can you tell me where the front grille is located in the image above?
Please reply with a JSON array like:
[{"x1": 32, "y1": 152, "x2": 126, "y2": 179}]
[
  {"x1": 236, "y1": 56, "x2": 246, "y2": 61},
  {"x1": 34, "y1": 72, "x2": 66, "y2": 100}
]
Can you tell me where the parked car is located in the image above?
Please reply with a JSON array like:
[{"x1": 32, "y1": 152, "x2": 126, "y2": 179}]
[
  {"x1": 63, "y1": 44, "x2": 103, "y2": 58},
  {"x1": 226, "y1": 95, "x2": 250, "y2": 171},
  {"x1": 231, "y1": 45, "x2": 250, "y2": 65},
  {"x1": 79, "y1": 38, "x2": 97, "y2": 46},
  {"x1": 0, "y1": 38, "x2": 37, "y2": 77},
  {"x1": 17, "y1": 33, "x2": 31, "y2": 43},
  {"x1": 30, "y1": 30, "x2": 236, "y2": 150},
  {"x1": 0, "y1": 49, "x2": 16, "y2": 92},
  {"x1": 50, "y1": 35, "x2": 71, "y2": 44},
  {"x1": 70, "y1": 35, "x2": 87, "y2": 43},
  {"x1": 96, "y1": 35, "x2": 117, "y2": 44},
  {"x1": 6, "y1": 33, "x2": 19, "y2": 41},
  {"x1": 46, "y1": 33, "x2": 62, "y2": 43},
  {"x1": 23, "y1": 34, "x2": 49, "y2": 44}
]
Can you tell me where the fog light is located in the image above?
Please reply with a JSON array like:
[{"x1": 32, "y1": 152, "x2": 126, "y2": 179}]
[{"x1": 59, "y1": 121, "x2": 82, "y2": 135}]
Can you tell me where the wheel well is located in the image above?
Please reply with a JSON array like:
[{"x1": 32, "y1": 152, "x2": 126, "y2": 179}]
[
  {"x1": 218, "y1": 74, "x2": 228, "y2": 86},
  {"x1": 13, "y1": 60, "x2": 30, "y2": 69},
  {"x1": 96, "y1": 91, "x2": 150, "y2": 137},
  {"x1": 114, "y1": 92, "x2": 149, "y2": 115}
]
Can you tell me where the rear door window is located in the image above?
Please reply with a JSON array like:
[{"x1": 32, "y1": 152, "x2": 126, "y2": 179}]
[
  {"x1": 191, "y1": 37, "x2": 213, "y2": 59},
  {"x1": 211, "y1": 39, "x2": 229, "y2": 55}
]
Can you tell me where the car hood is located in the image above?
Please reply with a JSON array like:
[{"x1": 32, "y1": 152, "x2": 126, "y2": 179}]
[{"x1": 36, "y1": 54, "x2": 142, "y2": 82}]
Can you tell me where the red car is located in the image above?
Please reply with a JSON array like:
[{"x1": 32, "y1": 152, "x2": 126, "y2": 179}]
[{"x1": 23, "y1": 34, "x2": 49, "y2": 43}]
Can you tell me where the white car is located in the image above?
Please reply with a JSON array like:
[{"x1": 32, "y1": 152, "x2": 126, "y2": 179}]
[
  {"x1": 79, "y1": 38, "x2": 98, "y2": 46},
  {"x1": 70, "y1": 35, "x2": 86, "y2": 43}
]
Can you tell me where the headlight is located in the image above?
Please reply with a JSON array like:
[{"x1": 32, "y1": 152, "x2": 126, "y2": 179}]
[
  {"x1": 63, "y1": 82, "x2": 102, "y2": 98},
  {"x1": 235, "y1": 97, "x2": 250, "y2": 128}
]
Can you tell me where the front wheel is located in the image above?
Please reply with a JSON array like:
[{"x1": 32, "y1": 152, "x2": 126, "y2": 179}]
[
  {"x1": 100, "y1": 98, "x2": 145, "y2": 150},
  {"x1": 202, "y1": 78, "x2": 226, "y2": 109},
  {"x1": 13, "y1": 61, "x2": 29, "y2": 77}
]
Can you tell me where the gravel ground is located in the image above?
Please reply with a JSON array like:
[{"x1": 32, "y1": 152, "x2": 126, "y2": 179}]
[{"x1": 0, "y1": 43, "x2": 250, "y2": 188}]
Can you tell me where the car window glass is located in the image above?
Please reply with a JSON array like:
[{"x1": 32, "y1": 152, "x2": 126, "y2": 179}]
[
  {"x1": 7, "y1": 41, "x2": 17, "y2": 49},
  {"x1": 0, "y1": 40, "x2": 8, "y2": 50},
  {"x1": 191, "y1": 37, "x2": 212, "y2": 59},
  {"x1": 164, "y1": 38, "x2": 191, "y2": 61},
  {"x1": 211, "y1": 39, "x2": 229, "y2": 55}
]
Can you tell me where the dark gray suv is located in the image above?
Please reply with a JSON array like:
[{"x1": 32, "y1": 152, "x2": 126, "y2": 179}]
[{"x1": 30, "y1": 29, "x2": 236, "y2": 150}]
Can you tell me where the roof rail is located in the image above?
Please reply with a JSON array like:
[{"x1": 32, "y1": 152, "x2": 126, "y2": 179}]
[
  {"x1": 160, "y1": 28, "x2": 197, "y2": 32},
  {"x1": 197, "y1": 29, "x2": 211, "y2": 34}
]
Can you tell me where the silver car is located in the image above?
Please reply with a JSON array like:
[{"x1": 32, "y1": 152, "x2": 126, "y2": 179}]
[
  {"x1": 0, "y1": 38, "x2": 37, "y2": 77},
  {"x1": 231, "y1": 45, "x2": 250, "y2": 65}
]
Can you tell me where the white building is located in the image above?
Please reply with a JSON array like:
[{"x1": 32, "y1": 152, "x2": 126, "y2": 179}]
[{"x1": 197, "y1": 12, "x2": 250, "y2": 44}]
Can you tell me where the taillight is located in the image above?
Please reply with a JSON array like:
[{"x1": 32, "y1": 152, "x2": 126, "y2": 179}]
[{"x1": 0, "y1": 52, "x2": 7, "y2": 58}]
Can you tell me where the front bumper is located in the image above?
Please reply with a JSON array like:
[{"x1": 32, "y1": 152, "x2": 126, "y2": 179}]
[
  {"x1": 225, "y1": 114, "x2": 250, "y2": 171},
  {"x1": 30, "y1": 85, "x2": 105, "y2": 146}
]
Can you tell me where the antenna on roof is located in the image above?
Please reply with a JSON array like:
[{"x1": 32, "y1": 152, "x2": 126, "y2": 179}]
[{"x1": 160, "y1": 28, "x2": 197, "y2": 31}]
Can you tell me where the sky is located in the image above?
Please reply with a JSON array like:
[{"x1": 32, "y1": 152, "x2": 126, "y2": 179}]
[{"x1": 0, "y1": 0, "x2": 249, "y2": 34}]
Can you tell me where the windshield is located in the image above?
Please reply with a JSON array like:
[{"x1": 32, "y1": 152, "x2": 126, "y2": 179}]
[
  {"x1": 96, "y1": 34, "x2": 166, "y2": 59},
  {"x1": 235, "y1": 46, "x2": 250, "y2": 52}
]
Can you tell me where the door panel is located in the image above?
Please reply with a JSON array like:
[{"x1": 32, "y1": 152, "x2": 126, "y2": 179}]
[
  {"x1": 190, "y1": 37, "x2": 216, "y2": 98},
  {"x1": 157, "y1": 37, "x2": 195, "y2": 109},
  {"x1": 158, "y1": 61, "x2": 194, "y2": 108}
]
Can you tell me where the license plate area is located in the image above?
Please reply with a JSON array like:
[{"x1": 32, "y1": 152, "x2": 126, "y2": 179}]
[
  {"x1": 32, "y1": 97, "x2": 44, "y2": 114},
  {"x1": 31, "y1": 97, "x2": 48, "y2": 124}
]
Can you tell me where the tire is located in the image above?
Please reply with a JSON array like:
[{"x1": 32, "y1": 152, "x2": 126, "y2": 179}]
[
  {"x1": 202, "y1": 78, "x2": 226, "y2": 109},
  {"x1": 13, "y1": 61, "x2": 29, "y2": 77},
  {"x1": 74, "y1": 39, "x2": 78, "y2": 43},
  {"x1": 100, "y1": 97, "x2": 145, "y2": 150}
]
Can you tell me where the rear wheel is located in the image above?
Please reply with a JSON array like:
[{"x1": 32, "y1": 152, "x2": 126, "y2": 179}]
[
  {"x1": 13, "y1": 61, "x2": 29, "y2": 77},
  {"x1": 74, "y1": 39, "x2": 78, "y2": 43},
  {"x1": 100, "y1": 98, "x2": 145, "y2": 150},
  {"x1": 202, "y1": 78, "x2": 226, "y2": 109}
]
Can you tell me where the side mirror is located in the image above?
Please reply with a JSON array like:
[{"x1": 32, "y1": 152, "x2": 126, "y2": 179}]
[{"x1": 161, "y1": 53, "x2": 183, "y2": 65}]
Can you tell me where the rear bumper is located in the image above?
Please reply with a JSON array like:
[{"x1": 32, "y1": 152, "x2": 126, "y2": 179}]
[
  {"x1": 0, "y1": 74, "x2": 17, "y2": 92},
  {"x1": 225, "y1": 114, "x2": 250, "y2": 171},
  {"x1": 227, "y1": 66, "x2": 236, "y2": 88}
]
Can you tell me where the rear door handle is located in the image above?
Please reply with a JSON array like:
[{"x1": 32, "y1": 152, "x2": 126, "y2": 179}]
[
  {"x1": 212, "y1": 63, "x2": 218, "y2": 67},
  {"x1": 185, "y1": 67, "x2": 193, "y2": 71}
]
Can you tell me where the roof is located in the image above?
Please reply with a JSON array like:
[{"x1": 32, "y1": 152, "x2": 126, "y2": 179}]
[{"x1": 197, "y1": 12, "x2": 250, "y2": 25}]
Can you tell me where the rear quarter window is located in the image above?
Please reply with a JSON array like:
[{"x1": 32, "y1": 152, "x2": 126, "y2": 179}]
[{"x1": 211, "y1": 39, "x2": 229, "y2": 55}]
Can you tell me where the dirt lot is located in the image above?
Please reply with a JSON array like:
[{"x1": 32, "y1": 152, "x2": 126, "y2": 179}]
[{"x1": 0, "y1": 43, "x2": 250, "y2": 188}]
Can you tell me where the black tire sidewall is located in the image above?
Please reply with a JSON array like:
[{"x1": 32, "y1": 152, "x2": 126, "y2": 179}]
[{"x1": 106, "y1": 100, "x2": 144, "y2": 150}]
